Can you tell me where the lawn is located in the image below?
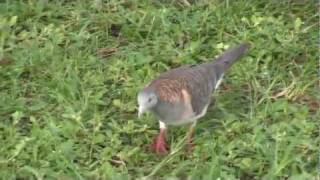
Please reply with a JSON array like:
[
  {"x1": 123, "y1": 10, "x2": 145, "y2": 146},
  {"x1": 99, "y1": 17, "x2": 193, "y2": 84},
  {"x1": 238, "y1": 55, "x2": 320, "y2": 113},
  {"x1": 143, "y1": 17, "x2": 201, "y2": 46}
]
[{"x1": 0, "y1": 0, "x2": 318, "y2": 179}]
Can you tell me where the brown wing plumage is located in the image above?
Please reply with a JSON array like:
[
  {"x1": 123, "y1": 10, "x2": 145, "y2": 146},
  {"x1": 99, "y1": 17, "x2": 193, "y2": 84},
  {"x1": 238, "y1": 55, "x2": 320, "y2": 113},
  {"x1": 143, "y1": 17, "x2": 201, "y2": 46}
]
[{"x1": 148, "y1": 76, "x2": 188, "y2": 103}]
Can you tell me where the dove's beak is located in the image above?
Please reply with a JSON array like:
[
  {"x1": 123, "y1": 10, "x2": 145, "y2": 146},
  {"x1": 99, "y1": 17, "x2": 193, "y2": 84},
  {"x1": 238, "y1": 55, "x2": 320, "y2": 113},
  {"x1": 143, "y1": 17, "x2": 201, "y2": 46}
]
[{"x1": 138, "y1": 106, "x2": 145, "y2": 118}]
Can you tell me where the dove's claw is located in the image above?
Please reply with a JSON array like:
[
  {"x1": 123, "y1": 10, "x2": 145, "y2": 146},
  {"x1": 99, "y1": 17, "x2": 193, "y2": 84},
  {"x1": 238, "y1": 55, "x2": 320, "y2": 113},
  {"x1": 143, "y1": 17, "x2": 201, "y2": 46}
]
[{"x1": 151, "y1": 129, "x2": 168, "y2": 155}]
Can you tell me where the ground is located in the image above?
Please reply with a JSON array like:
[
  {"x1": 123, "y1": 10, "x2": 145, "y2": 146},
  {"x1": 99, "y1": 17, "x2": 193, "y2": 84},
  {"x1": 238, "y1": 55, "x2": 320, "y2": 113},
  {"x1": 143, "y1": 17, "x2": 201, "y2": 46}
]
[{"x1": 0, "y1": 0, "x2": 318, "y2": 179}]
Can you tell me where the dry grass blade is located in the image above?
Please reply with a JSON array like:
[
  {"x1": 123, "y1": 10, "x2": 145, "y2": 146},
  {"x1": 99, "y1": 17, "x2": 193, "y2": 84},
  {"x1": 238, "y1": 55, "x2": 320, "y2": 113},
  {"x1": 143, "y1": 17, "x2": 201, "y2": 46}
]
[
  {"x1": 97, "y1": 47, "x2": 118, "y2": 58},
  {"x1": 271, "y1": 81, "x2": 296, "y2": 99},
  {"x1": 109, "y1": 158, "x2": 126, "y2": 167},
  {"x1": 0, "y1": 57, "x2": 12, "y2": 66}
]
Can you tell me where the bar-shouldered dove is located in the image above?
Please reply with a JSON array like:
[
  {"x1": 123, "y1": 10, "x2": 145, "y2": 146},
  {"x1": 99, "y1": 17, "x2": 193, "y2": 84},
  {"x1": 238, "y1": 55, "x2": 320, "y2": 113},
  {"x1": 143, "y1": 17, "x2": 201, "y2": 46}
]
[{"x1": 137, "y1": 43, "x2": 250, "y2": 154}]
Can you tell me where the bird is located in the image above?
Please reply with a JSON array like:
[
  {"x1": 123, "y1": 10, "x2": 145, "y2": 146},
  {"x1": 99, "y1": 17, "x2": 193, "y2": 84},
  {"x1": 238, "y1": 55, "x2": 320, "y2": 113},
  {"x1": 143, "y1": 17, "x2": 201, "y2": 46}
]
[{"x1": 137, "y1": 43, "x2": 250, "y2": 155}]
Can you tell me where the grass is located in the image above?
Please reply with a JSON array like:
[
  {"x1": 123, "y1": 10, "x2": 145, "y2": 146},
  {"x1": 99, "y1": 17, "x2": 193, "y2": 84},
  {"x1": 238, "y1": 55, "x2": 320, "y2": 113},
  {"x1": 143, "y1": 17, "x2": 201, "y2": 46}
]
[{"x1": 0, "y1": 0, "x2": 318, "y2": 179}]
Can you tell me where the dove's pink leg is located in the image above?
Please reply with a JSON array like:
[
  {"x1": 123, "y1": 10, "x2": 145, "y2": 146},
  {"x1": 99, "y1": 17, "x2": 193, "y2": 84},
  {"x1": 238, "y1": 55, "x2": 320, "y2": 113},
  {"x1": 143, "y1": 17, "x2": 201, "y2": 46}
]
[
  {"x1": 186, "y1": 122, "x2": 196, "y2": 153},
  {"x1": 151, "y1": 121, "x2": 168, "y2": 155}
]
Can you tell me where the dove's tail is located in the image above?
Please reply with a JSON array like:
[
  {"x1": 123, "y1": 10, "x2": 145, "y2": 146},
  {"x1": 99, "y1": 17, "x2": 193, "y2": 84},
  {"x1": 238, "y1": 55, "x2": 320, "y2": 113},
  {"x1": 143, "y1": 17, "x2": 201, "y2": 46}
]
[
  {"x1": 201, "y1": 42, "x2": 250, "y2": 90},
  {"x1": 213, "y1": 42, "x2": 251, "y2": 71}
]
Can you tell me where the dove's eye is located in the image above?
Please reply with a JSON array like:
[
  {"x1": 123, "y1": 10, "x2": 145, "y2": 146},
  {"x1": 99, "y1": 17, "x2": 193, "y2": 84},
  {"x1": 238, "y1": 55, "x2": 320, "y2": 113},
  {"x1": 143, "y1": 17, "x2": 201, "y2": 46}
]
[{"x1": 148, "y1": 98, "x2": 152, "y2": 102}]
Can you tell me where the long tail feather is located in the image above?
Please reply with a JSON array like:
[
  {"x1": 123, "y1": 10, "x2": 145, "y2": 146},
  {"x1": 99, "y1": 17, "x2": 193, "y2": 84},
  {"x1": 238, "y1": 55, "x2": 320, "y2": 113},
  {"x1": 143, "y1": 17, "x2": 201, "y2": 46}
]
[{"x1": 214, "y1": 42, "x2": 251, "y2": 71}]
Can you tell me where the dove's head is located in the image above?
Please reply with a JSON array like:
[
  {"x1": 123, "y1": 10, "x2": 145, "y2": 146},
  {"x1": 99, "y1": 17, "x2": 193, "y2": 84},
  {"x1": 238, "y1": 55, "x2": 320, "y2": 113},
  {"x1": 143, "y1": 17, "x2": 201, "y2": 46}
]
[{"x1": 137, "y1": 89, "x2": 158, "y2": 117}]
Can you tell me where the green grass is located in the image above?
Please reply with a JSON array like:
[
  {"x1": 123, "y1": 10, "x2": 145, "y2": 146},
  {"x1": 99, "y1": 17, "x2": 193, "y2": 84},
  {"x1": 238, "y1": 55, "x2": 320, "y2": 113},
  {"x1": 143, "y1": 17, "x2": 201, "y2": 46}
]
[{"x1": 0, "y1": 0, "x2": 318, "y2": 179}]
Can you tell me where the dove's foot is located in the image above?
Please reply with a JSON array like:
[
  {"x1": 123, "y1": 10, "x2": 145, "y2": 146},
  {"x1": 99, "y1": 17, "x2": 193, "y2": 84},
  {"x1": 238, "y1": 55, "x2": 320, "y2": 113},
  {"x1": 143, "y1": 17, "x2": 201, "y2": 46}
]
[
  {"x1": 151, "y1": 128, "x2": 168, "y2": 155},
  {"x1": 186, "y1": 122, "x2": 196, "y2": 153},
  {"x1": 186, "y1": 135, "x2": 194, "y2": 153}
]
